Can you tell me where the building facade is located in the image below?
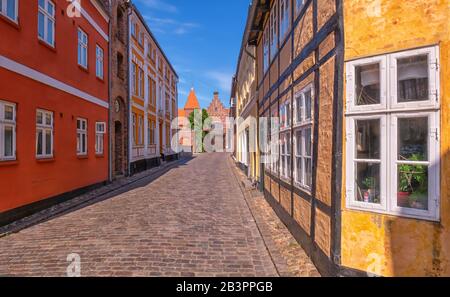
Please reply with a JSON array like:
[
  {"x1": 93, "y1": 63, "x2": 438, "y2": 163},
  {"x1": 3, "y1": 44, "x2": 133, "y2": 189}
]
[
  {"x1": 0, "y1": 0, "x2": 110, "y2": 224},
  {"x1": 178, "y1": 88, "x2": 201, "y2": 150},
  {"x1": 341, "y1": 0, "x2": 450, "y2": 276},
  {"x1": 240, "y1": 0, "x2": 450, "y2": 276},
  {"x1": 245, "y1": 0, "x2": 344, "y2": 275},
  {"x1": 206, "y1": 91, "x2": 230, "y2": 152},
  {"x1": 233, "y1": 5, "x2": 259, "y2": 183},
  {"x1": 128, "y1": 4, "x2": 179, "y2": 174}
]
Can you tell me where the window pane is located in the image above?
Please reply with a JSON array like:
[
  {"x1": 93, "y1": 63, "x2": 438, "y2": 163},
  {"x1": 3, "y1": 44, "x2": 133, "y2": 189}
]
[
  {"x1": 296, "y1": 95, "x2": 303, "y2": 123},
  {"x1": 4, "y1": 105, "x2": 14, "y2": 120},
  {"x1": 77, "y1": 134, "x2": 80, "y2": 152},
  {"x1": 305, "y1": 90, "x2": 312, "y2": 121},
  {"x1": 356, "y1": 119, "x2": 380, "y2": 159},
  {"x1": 305, "y1": 128, "x2": 312, "y2": 157},
  {"x1": 38, "y1": 12, "x2": 45, "y2": 38},
  {"x1": 398, "y1": 117, "x2": 428, "y2": 161},
  {"x1": 305, "y1": 158, "x2": 312, "y2": 187},
  {"x1": 397, "y1": 55, "x2": 429, "y2": 102},
  {"x1": 7, "y1": 0, "x2": 15, "y2": 19},
  {"x1": 296, "y1": 157, "x2": 302, "y2": 183},
  {"x1": 296, "y1": 130, "x2": 302, "y2": 156},
  {"x1": 355, "y1": 162, "x2": 381, "y2": 204},
  {"x1": 397, "y1": 165, "x2": 428, "y2": 210},
  {"x1": 355, "y1": 63, "x2": 380, "y2": 105},
  {"x1": 36, "y1": 130, "x2": 43, "y2": 155},
  {"x1": 4, "y1": 126, "x2": 13, "y2": 156},
  {"x1": 47, "y1": 2, "x2": 54, "y2": 16},
  {"x1": 45, "y1": 113, "x2": 52, "y2": 125},
  {"x1": 47, "y1": 19, "x2": 54, "y2": 45},
  {"x1": 82, "y1": 134, "x2": 86, "y2": 153},
  {"x1": 45, "y1": 130, "x2": 52, "y2": 155},
  {"x1": 38, "y1": 0, "x2": 44, "y2": 8}
]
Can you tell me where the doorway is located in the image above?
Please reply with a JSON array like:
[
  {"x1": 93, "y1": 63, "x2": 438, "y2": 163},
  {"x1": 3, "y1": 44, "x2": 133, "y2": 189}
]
[{"x1": 114, "y1": 121, "x2": 123, "y2": 175}]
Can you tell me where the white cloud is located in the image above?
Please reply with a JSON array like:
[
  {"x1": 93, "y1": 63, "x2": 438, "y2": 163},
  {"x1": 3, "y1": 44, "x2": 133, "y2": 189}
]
[
  {"x1": 206, "y1": 71, "x2": 233, "y2": 93},
  {"x1": 143, "y1": 16, "x2": 200, "y2": 36},
  {"x1": 137, "y1": 0, "x2": 178, "y2": 13}
]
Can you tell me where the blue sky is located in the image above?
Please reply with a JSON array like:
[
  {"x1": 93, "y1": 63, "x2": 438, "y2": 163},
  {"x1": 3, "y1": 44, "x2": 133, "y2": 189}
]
[{"x1": 134, "y1": 0, "x2": 251, "y2": 109}]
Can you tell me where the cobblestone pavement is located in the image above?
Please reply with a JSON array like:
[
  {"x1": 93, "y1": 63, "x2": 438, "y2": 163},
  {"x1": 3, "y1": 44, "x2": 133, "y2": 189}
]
[{"x1": 0, "y1": 153, "x2": 319, "y2": 277}]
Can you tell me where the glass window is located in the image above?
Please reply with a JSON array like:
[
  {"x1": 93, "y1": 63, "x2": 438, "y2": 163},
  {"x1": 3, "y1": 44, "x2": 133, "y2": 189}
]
[
  {"x1": 295, "y1": 86, "x2": 313, "y2": 125},
  {"x1": 96, "y1": 45, "x2": 104, "y2": 79},
  {"x1": 0, "y1": 0, "x2": 17, "y2": 22},
  {"x1": 95, "y1": 122, "x2": 105, "y2": 155},
  {"x1": 280, "y1": 0, "x2": 290, "y2": 39},
  {"x1": 77, "y1": 29, "x2": 88, "y2": 68},
  {"x1": 76, "y1": 118, "x2": 87, "y2": 155},
  {"x1": 345, "y1": 46, "x2": 440, "y2": 221},
  {"x1": 38, "y1": 0, "x2": 55, "y2": 47},
  {"x1": 270, "y1": 2, "x2": 278, "y2": 61},
  {"x1": 397, "y1": 55, "x2": 429, "y2": 102},
  {"x1": 36, "y1": 110, "x2": 53, "y2": 158},
  {"x1": 355, "y1": 63, "x2": 381, "y2": 106},
  {"x1": 0, "y1": 101, "x2": 16, "y2": 160},
  {"x1": 263, "y1": 27, "x2": 270, "y2": 73}
]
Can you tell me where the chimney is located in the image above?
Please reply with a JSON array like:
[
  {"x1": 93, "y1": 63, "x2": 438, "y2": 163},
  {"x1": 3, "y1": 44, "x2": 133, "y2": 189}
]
[{"x1": 214, "y1": 91, "x2": 219, "y2": 100}]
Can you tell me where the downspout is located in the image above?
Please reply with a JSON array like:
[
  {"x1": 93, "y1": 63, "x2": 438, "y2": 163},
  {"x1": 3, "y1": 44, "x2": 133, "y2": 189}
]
[
  {"x1": 107, "y1": 0, "x2": 112, "y2": 182},
  {"x1": 126, "y1": 3, "x2": 132, "y2": 176}
]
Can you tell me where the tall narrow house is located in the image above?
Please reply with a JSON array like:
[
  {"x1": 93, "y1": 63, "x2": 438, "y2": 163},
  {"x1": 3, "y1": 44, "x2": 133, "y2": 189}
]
[{"x1": 0, "y1": 0, "x2": 110, "y2": 225}]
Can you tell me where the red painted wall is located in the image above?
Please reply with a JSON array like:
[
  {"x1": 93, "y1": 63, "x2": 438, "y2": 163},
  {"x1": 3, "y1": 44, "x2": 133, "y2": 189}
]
[{"x1": 0, "y1": 0, "x2": 109, "y2": 212}]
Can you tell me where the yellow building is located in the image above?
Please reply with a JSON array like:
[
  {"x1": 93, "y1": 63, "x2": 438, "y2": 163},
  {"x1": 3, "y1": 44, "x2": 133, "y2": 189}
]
[
  {"x1": 341, "y1": 0, "x2": 450, "y2": 276},
  {"x1": 129, "y1": 6, "x2": 179, "y2": 174},
  {"x1": 233, "y1": 6, "x2": 260, "y2": 184}
]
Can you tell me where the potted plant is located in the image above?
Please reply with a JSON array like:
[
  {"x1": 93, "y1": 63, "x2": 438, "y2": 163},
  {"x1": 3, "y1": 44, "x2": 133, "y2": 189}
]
[
  {"x1": 362, "y1": 176, "x2": 377, "y2": 203},
  {"x1": 398, "y1": 153, "x2": 427, "y2": 208},
  {"x1": 398, "y1": 163, "x2": 412, "y2": 207}
]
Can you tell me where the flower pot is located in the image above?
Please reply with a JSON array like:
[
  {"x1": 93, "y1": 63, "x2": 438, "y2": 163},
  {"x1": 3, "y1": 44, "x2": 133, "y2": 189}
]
[{"x1": 397, "y1": 192, "x2": 410, "y2": 207}]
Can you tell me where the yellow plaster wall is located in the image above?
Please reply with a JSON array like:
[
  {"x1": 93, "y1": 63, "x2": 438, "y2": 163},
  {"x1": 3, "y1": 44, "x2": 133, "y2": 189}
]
[{"x1": 342, "y1": 0, "x2": 450, "y2": 276}]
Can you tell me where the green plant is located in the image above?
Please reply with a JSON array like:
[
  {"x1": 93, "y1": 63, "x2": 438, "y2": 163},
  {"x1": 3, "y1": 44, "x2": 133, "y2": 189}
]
[
  {"x1": 398, "y1": 153, "x2": 427, "y2": 194},
  {"x1": 362, "y1": 176, "x2": 376, "y2": 190}
]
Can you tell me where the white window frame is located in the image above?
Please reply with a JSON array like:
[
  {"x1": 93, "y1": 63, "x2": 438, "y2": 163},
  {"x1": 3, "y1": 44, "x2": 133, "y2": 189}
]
[
  {"x1": 0, "y1": 0, "x2": 18, "y2": 23},
  {"x1": 132, "y1": 113, "x2": 137, "y2": 146},
  {"x1": 270, "y1": 112, "x2": 279, "y2": 175},
  {"x1": 95, "y1": 45, "x2": 104, "y2": 79},
  {"x1": 345, "y1": 45, "x2": 441, "y2": 221},
  {"x1": 138, "y1": 67, "x2": 144, "y2": 98},
  {"x1": 95, "y1": 122, "x2": 105, "y2": 155},
  {"x1": 0, "y1": 100, "x2": 16, "y2": 161},
  {"x1": 280, "y1": 0, "x2": 290, "y2": 41},
  {"x1": 389, "y1": 46, "x2": 439, "y2": 110},
  {"x1": 77, "y1": 28, "x2": 88, "y2": 69},
  {"x1": 76, "y1": 118, "x2": 88, "y2": 156},
  {"x1": 263, "y1": 26, "x2": 270, "y2": 74},
  {"x1": 280, "y1": 132, "x2": 291, "y2": 181},
  {"x1": 132, "y1": 63, "x2": 137, "y2": 96},
  {"x1": 294, "y1": 84, "x2": 314, "y2": 126},
  {"x1": 269, "y1": 2, "x2": 278, "y2": 61},
  {"x1": 38, "y1": 0, "x2": 55, "y2": 47},
  {"x1": 138, "y1": 115, "x2": 143, "y2": 145},
  {"x1": 280, "y1": 100, "x2": 291, "y2": 131},
  {"x1": 36, "y1": 109, "x2": 54, "y2": 159},
  {"x1": 346, "y1": 55, "x2": 387, "y2": 113}
]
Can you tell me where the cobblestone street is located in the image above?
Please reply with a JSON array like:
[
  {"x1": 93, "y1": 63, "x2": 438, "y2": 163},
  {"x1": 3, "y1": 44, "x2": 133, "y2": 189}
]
[{"x1": 0, "y1": 154, "x2": 318, "y2": 277}]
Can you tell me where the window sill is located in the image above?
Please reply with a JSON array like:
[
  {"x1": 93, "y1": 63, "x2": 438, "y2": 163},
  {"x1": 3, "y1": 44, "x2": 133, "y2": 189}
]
[
  {"x1": 36, "y1": 157, "x2": 55, "y2": 163},
  {"x1": 0, "y1": 159, "x2": 18, "y2": 167},
  {"x1": 0, "y1": 14, "x2": 20, "y2": 30},
  {"x1": 78, "y1": 64, "x2": 89, "y2": 73},
  {"x1": 38, "y1": 39, "x2": 56, "y2": 52},
  {"x1": 77, "y1": 155, "x2": 89, "y2": 159},
  {"x1": 345, "y1": 205, "x2": 440, "y2": 223}
]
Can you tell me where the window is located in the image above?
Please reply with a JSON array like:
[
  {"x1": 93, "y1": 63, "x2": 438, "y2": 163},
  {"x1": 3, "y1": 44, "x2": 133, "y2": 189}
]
[
  {"x1": 77, "y1": 28, "x2": 88, "y2": 68},
  {"x1": 0, "y1": 0, "x2": 18, "y2": 22},
  {"x1": 345, "y1": 46, "x2": 440, "y2": 221},
  {"x1": 38, "y1": 0, "x2": 55, "y2": 47},
  {"x1": 95, "y1": 45, "x2": 104, "y2": 79},
  {"x1": 280, "y1": 101, "x2": 291, "y2": 130},
  {"x1": 139, "y1": 31, "x2": 144, "y2": 47},
  {"x1": 270, "y1": 110, "x2": 279, "y2": 174},
  {"x1": 76, "y1": 118, "x2": 87, "y2": 155},
  {"x1": 0, "y1": 101, "x2": 16, "y2": 161},
  {"x1": 270, "y1": 2, "x2": 278, "y2": 61},
  {"x1": 138, "y1": 115, "x2": 143, "y2": 145},
  {"x1": 280, "y1": 0, "x2": 290, "y2": 40},
  {"x1": 295, "y1": 0, "x2": 306, "y2": 14},
  {"x1": 36, "y1": 109, "x2": 53, "y2": 158},
  {"x1": 149, "y1": 77, "x2": 156, "y2": 106},
  {"x1": 95, "y1": 122, "x2": 105, "y2": 155},
  {"x1": 263, "y1": 26, "x2": 270, "y2": 74},
  {"x1": 280, "y1": 132, "x2": 291, "y2": 180},
  {"x1": 132, "y1": 63, "x2": 137, "y2": 96},
  {"x1": 132, "y1": 113, "x2": 137, "y2": 145},
  {"x1": 138, "y1": 67, "x2": 144, "y2": 98},
  {"x1": 147, "y1": 120, "x2": 155, "y2": 145},
  {"x1": 294, "y1": 85, "x2": 314, "y2": 190},
  {"x1": 131, "y1": 21, "x2": 137, "y2": 38}
]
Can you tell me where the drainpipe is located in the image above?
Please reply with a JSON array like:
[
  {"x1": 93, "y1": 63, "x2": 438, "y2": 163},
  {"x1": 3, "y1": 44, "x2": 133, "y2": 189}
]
[
  {"x1": 126, "y1": 3, "x2": 132, "y2": 176},
  {"x1": 107, "y1": 0, "x2": 112, "y2": 183}
]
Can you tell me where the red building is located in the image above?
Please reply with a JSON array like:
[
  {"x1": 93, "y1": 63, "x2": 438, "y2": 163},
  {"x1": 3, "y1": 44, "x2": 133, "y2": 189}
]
[{"x1": 0, "y1": 0, "x2": 110, "y2": 224}]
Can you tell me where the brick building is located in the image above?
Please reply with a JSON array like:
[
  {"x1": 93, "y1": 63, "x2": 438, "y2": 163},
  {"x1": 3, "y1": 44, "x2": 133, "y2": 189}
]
[
  {"x1": 0, "y1": 0, "x2": 110, "y2": 225},
  {"x1": 206, "y1": 91, "x2": 230, "y2": 151}
]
